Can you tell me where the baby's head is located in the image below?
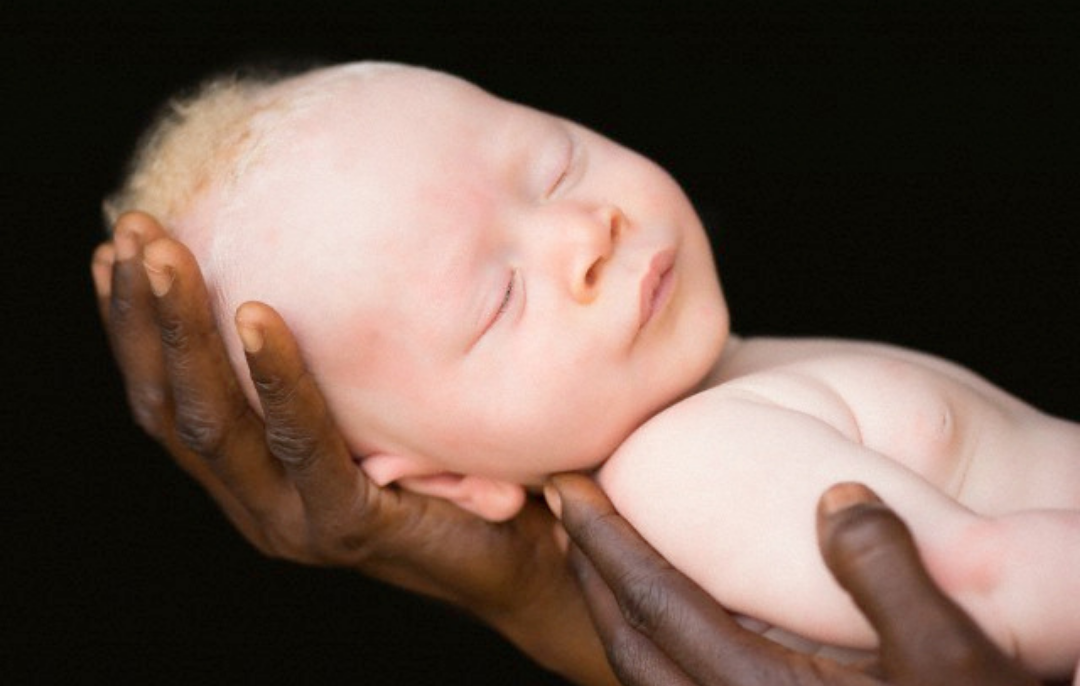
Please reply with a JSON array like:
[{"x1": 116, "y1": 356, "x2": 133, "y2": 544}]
[{"x1": 106, "y1": 62, "x2": 730, "y2": 520}]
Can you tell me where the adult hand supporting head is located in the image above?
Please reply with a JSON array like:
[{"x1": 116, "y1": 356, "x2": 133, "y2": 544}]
[
  {"x1": 548, "y1": 473, "x2": 1053, "y2": 686},
  {"x1": 91, "y1": 212, "x2": 618, "y2": 686}
]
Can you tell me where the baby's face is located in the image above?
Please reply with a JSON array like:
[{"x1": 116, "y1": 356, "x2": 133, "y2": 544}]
[{"x1": 217, "y1": 65, "x2": 729, "y2": 484}]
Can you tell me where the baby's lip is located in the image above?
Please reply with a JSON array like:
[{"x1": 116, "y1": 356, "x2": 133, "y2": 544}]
[{"x1": 638, "y1": 247, "x2": 677, "y2": 331}]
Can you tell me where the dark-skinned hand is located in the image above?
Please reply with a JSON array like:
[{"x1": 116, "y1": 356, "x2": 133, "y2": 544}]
[
  {"x1": 91, "y1": 211, "x2": 617, "y2": 686},
  {"x1": 547, "y1": 474, "x2": 1059, "y2": 686}
]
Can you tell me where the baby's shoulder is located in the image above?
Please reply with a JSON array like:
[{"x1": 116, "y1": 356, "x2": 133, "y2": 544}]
[
  {"x1": 711, "y1": 336, "x2": 1018, "y2": 423},
  {"x1": 599, "y1": 366, "x2": 857, "y2": 495},
  {"x1": 602, "y1": 336, "x2": 1032, "y2": 499},
  {"x1": 717, "y1": 336, "x2": 1016, "y2": 391},
  {"x1": 602, "y1": 337, "x2": 990, "y2": 476}
]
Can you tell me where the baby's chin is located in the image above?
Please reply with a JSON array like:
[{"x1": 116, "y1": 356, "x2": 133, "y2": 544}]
[{"x1": 530, "y1": 433, "x2": 640, "y2": 486}]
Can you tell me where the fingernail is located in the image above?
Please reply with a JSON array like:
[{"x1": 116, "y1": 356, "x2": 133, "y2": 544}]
[
  {"x1": 543, "y1": 482, "x2": 562, "y2": 520},
  {"x1": 91, "y1": 245, "x2": 116, "y2": 295},
  {"x1": 93, "y1": 243, "x2": 116, "y2": 270},
  {"x1": 143, "y1": 261, "x2": 174, "y2": 297},
  {"x1": 236, "y1": 320, "x2": 264, "y2": 354},
  {"x1": 821, "y1": 482, "x2": 880, "y2": 516},
  {"x1": 114, "y1": 228, "x2": 139, "y2": 261}
]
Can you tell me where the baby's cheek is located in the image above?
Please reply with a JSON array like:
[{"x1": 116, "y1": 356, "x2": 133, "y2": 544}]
[{"x1": 518, "y1": 392, "x2": 629, "y2": 474}]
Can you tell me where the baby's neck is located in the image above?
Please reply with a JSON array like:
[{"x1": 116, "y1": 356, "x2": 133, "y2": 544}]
[{"x1": 691, "y1": 333, "x2": 744, "y2": 395}]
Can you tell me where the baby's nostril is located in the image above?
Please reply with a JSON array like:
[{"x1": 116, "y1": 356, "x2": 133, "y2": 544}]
[{"x1": 585, "y1": 262, "x2": 600, "y2": 287}]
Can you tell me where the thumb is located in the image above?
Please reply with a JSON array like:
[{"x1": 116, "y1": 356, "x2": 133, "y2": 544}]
[{"x1": 816, "y1": 483, "x2": 1036, "y2": 686}]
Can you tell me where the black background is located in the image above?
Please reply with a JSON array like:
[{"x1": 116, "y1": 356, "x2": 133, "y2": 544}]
[{"x1": 8, "y1": 1, "x2": 1078, "y2": 684}]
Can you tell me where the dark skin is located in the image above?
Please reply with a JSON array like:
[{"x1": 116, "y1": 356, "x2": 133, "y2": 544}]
[{"x1": 93, "y1": 211, "x2": 1058, "y2": 686}]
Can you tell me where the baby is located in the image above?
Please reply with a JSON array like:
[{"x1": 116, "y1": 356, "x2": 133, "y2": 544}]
[{"x1": 104, "y1": 61, "x2": 1080, "y2": 677}]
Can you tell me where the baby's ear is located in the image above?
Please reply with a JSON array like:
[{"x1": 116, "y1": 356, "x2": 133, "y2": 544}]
[{"x1": 360, "y1": 453, "x2": 527, "y2": 522}]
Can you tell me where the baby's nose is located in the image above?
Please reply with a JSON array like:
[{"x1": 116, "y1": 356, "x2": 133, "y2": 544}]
[{"x1": 569, "y1": 205, "x2": 624, "y2": 303}]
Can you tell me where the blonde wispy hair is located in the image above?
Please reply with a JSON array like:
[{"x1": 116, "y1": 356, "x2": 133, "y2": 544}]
[
  {"x1": 103, "y1": 70, "x2": 285, "y2": 231},
  {"x1": 102, "y1": 60, "x2": 413, "y2": 236}
]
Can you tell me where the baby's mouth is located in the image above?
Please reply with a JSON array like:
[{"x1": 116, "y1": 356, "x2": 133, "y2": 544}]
[{"x1": 638, "y1": 248, "x2": 677, "y2": 331}]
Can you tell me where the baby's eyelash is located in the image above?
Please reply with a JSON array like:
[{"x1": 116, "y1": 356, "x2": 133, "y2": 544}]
[
  {"x1": 547, "y1": 137, "x2": 576, "y2": 197},
  {"x1": 494, "y1": 272, "x2": 515, "y2": 320},
  {"x1": 549, "y1": 166, "x2": 570, "y2": 195}
]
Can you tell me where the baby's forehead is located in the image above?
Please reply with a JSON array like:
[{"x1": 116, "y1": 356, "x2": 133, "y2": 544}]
[
  {"x1": 267, "y1": 65, "x2": 484, "y2": 141},
  {"x1": 257, "y1": 64, "x2": 562, "y2": 178},
  {"x1": 207, "y1": 64, "x2": 568, "y2": 320},
  {"x1": 225, "y1": 68, "x2": 523, "y2": 241}
]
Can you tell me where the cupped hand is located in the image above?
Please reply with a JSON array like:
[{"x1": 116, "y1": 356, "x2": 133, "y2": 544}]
[
  {"x1": 92, "y1": 212, "x2": 616, "y2": 686},
  {"x1": 548, "y1": 473, "x2": 1047, "y2": 686}
]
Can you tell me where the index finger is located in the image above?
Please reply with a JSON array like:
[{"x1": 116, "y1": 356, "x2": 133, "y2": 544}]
[
  {"x1": 99, "y1": 213, "x2": 173, "y2": 443},
  {"x1": 234, "y1": 301, "x2": 372, "y2": 528}
]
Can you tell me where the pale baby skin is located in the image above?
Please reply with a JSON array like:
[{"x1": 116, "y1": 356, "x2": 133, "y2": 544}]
[
  {"x1": 600, "y1": 335, "x2": 1080, "y2": 674},
  {"x1": 107, "y1": 62, "x2": 1080, "y2": 678}
]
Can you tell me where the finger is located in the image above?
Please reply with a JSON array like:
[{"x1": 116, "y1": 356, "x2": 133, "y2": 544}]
[
  {"x1": 106, "y1": 213, "x2": 175, "y2": 444},
  {"x1": 106, "y1": 215, "x2": 267, "y2": 545},
  {"x1": 143, "y1": 237, "x2": 288, "y2": 510},
  {"x1": 551, "y1": 473, "x2": 826, "y2": 686},
  {"x1": 91, "y1": 242, "x2": 116, "y2": 325},
  {"x1": 234, "y1": 302, "x2": 370, "y2": 530},
  {"x1": 817, "y1": 483, "x2": 1035, "y2": 685},
  {"x1": 567, "y1": 543, "x2": 699, "y2": 686}
]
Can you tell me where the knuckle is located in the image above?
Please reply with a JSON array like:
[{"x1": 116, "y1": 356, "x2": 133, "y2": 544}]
[
  {"x1": 307, "y1": 494, "x2": 401, "y2": 566},
  {"x1": 570, "y1": 508, "x2": 623, "y2": 554},
  {"x1": 126, "y1": 384, "x2": 170, "y2": 438},
  {"x1": 110, "y1": 290, "x2": 137, "y2": 322},
  {"x1": 174, "y1": 406, "x2": 229, "y2": 457},
  {"x1": 264, "y1": 424, "x2": 322, "y2": 469},
  {"x1": 616, "y1": 568, "x2": 678, "y2": 636},
  {"x1": 252, "y1": 376, "x2": 325, "y2": 470},
  {"x1": 251, "y1": 371, "x2": 296, "y2": 406},
  {"x1": 602, "y1": 627, "x2": 654, "y2": 686},
  {"x1": 309, "y1": 520, "x2": 377, "y2": 564},
  {"x1": 157, "y1": 316, "x2": 192, "y2": 352}
]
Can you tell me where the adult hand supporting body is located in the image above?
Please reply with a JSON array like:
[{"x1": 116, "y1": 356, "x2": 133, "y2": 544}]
[
  {"x1": 547, "y1": 473, "x2": 1067, "y2": 686},
  {"x1": 91, "y1": 212, "x2": 617, "y2": 686}
]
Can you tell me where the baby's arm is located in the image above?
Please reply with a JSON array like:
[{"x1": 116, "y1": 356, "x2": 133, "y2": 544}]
[{"x1": 597, "y1": 386, "x2": 1080, "y2": 676}]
